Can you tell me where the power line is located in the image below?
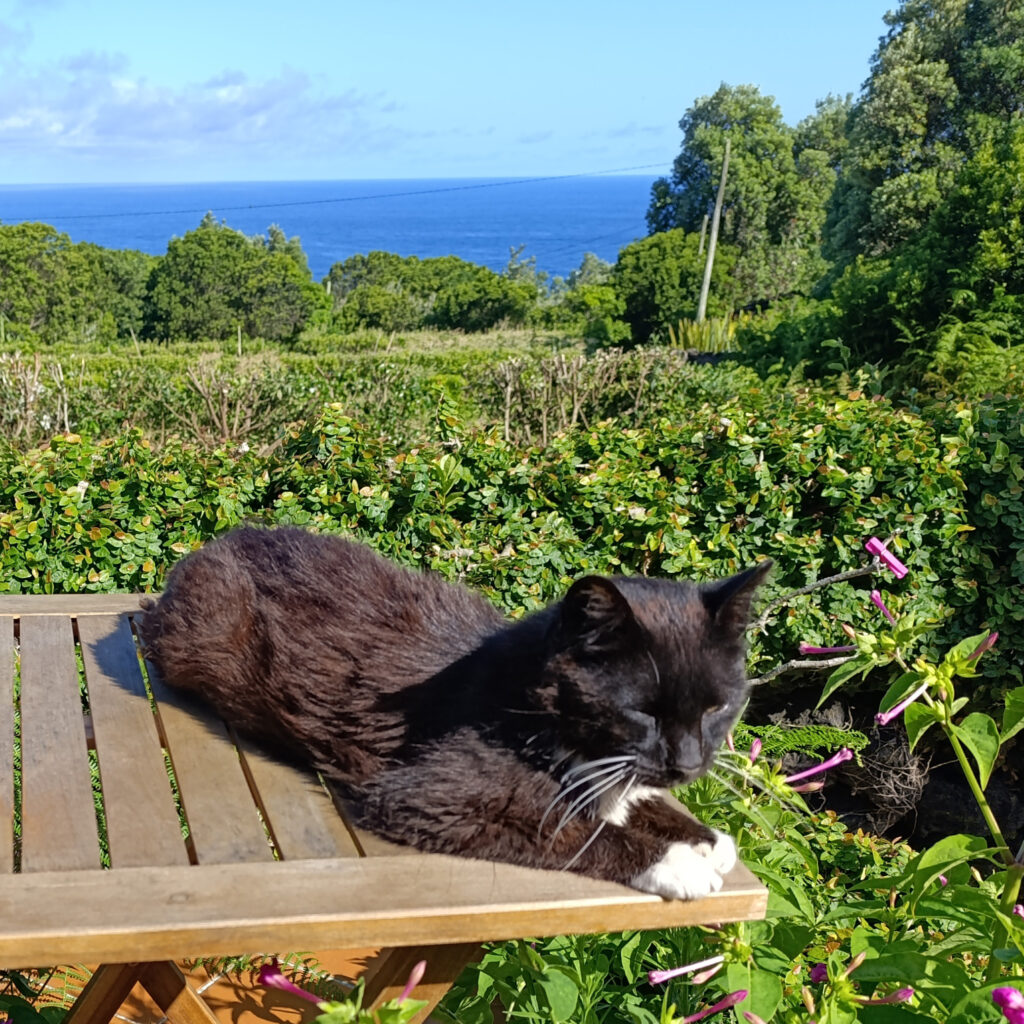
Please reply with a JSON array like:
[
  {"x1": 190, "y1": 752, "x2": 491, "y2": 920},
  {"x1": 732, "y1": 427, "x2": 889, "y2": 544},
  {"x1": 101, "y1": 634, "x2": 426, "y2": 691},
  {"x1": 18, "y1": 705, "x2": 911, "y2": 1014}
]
[{"x1": 7, "y1": 163, "x2": 666, "y2": 223}]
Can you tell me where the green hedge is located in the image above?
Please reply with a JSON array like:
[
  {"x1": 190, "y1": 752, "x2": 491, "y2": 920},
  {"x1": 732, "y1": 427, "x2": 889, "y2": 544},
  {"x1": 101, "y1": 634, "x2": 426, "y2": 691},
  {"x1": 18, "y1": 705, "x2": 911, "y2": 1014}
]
[{"x1": 5, "y1": 392, "x2": 1007, "y2": 705}]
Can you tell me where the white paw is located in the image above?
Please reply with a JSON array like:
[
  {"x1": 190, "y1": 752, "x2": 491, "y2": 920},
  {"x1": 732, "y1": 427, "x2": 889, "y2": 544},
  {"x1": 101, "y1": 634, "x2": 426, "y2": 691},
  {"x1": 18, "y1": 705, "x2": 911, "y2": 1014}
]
[{"x1": 632, "y1": 831, "x2": 737, "y2": 900}]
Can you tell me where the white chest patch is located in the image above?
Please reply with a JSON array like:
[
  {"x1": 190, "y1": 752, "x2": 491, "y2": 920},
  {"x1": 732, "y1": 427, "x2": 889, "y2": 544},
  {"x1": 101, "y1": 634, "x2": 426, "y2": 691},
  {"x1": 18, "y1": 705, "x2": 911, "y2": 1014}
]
[{"x1": 597, "y1": 782, "x2": 662, "y2": 826}]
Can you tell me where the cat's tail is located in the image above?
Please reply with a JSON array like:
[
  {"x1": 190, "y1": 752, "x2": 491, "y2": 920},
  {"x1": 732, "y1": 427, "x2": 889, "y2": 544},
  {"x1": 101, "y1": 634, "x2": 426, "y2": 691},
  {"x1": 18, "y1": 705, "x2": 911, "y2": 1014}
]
[{"x1": 136, "y1": 545, "x2": 262, "y2": 696}]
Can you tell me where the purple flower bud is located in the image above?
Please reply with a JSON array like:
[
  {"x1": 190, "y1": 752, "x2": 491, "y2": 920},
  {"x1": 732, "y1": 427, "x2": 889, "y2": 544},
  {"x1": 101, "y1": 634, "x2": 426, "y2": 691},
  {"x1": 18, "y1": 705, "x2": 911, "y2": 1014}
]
[
  {"x1": 691, "y1": 963, "x2": 724, "y2": 985},
  {"x1": 398, "y1": 960, "x2": 427, "y2": 1004},
  {"x1": 865, "y1": 537, "x2": 909, "y2": 579},
  {"x1": 809, "y1": 963, "x2": 828, "y2": 984},
  {"x1": 994, "y1": 986, "x2": 1024, "y2": 1024},
  {"x1": 680, "y1": 989, "x2": 748, "y2": 1023},
  {"x1": 870, "y1": 589, "x2": 898, "y2": 625},
  {"x1": 785, "y1": 748, "x2": 853, "y2": 784},
  {"x1": 726, "y1": 732, "x2": 736, "y2": 752},
  {"x1": 939, "y1": 874, "x2": 948, "y2": 887},
  {"x1": 969, "y1": 631, "x2": 999, "y2": 661},
  {"x1": 875, "y1": 679, "x2": 930, "y2": 726},
  {"x1": 648, "y1": 955, "x2": 724, "y2": 986},
  {"x1": 799, "y1": 643, "x2": 857, "y2": 655},
  {"x1": 749, "y1": 738, "x2": 762, "y2": 763},
  {"x1": 859, "y1": 987, "x2": 914, "y2": 1005},
  {"x1": 790, "y1": 781, "x2": 824, "y2": 793},
  {"x1": 1013, "y1": 904, "x2": 1024, "y2": 919},
  {"x1": 257, "y1": 960, "x2": 326, "y2": 1007},
  {"x1": 743, "y1": 1014, "x2": 768, "y2": 1024}
]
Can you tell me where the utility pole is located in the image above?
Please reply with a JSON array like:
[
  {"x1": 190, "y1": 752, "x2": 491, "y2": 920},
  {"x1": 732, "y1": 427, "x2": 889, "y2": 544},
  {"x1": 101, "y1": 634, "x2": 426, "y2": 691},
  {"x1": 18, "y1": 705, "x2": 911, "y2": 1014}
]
[{"x1": 697, "y1": 137, "x2": 730, "y2": 324}]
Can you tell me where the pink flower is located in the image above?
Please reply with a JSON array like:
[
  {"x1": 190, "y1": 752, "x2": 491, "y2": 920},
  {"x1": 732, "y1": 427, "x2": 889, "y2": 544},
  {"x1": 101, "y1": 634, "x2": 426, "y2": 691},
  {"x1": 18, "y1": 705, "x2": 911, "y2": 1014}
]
[
  {"x1": 799, "y1": 643, "x2": 857, "y2": 655},
  {"x1": 749, "y1": 738, "x2": 762, "y2": 763},
  {"x1": 939, "y1": 874, "x2": 949, "y2": 887},
  {"x1": 257, "y1": 960, "x2": 326, "y2": 1007},
  {"x1": 969, "y1": 632, "x2": 999, "y2": 661},
  {"x1": 875, "y1": 679, "x2": 929, "y2": 726},
  {"x1": 680, "y1": 990, "x2": 748, "y2": 1023},
  {"x1": 398, "y1": 960, "x2": 427, "y2": 1003},
  {"x1": 870, "y1": 590, "x2": 897, "y2": 625},
  {"x1": 692, "y1": 963, "x2": 724, "y2": 985},
  {"x1": 785, "y1": 748, "x2": 853, "y2": 784},
  {"x1": 865, "y1": 537, "x2": 908, "y2": 579},
  {"x1": 790, "y1": 780, "x2": 825, "y2": 793},
  {"x1": 809, "y1": 963, "x2": 828, "y2": 984},
  {"x1": 1012, "y1": 904, "x2": 1024, "y2": 920},
  {"x1": 859, "y1": 987, "x2": 914, "y2": 1005},
  {"x1": 992, "y1": 987, "x2": 1024, "y2": 1023},
  {"x1": 648, "y1": 955, "x2": 724, "y2": 986}
]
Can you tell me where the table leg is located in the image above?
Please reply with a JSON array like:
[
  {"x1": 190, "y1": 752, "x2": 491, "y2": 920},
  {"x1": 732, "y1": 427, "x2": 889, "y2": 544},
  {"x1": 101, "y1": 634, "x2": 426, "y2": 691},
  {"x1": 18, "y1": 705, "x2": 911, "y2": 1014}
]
[{"x1": 63, "y1": 964, "x2": 143, "y2": 1024}]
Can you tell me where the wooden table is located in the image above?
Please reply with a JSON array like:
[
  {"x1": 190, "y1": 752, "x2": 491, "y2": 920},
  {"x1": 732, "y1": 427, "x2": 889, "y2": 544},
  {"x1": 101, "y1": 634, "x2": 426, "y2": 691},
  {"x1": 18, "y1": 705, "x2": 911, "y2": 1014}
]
[{"x1": 0, "y1": 594, "x2": 767, "y2": 1024}]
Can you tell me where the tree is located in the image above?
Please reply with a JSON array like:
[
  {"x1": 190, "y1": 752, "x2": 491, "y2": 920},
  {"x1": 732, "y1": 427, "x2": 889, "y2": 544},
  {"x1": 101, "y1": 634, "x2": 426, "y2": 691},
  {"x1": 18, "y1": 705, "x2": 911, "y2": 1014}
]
[
  {"x1": 613, "y1": 229, "x2": 737, "y2": 344},
  {"x1": 145, "y1": 216, "x2": 327, "y2": 342},
  {"x1": 825, "y1": 0, "x2": 1024, "y2": 268},
  {"x1": 647, "y1": 84, "x2": 837, "y2": 306}
]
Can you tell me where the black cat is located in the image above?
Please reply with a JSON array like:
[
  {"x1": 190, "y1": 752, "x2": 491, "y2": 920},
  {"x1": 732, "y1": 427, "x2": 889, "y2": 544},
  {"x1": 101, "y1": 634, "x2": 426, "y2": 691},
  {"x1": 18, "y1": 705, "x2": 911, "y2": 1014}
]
[{"x1": 139, "y1": 526, "x2": 770, "y2": 899}]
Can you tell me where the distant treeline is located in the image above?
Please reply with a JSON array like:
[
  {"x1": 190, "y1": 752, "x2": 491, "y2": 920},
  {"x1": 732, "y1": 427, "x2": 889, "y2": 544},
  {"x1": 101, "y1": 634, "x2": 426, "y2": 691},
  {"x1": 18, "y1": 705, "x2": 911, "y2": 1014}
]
[{"x1": 0, "y1": 211, "x2": 735, "y2": 348}]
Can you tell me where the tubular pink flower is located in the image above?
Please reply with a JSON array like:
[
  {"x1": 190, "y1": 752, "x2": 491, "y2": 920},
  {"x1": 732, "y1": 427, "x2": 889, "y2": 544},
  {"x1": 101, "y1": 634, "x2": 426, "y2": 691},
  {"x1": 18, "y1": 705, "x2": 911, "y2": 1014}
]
[
  {"x1": 969, "y1": 632, "x2": 999, "y2": 661},
  {"x1": 785, "y1": 748, "x2": 853, "y2": 784},
  {"x1": 398, "y1": 960, "x2": 427, "y2": 1003},
  {"x1": 865, "y1": 537, "x2": 908, "y2": 579},
  {"x1": 1012, "y1": 904, "x2": 1024, "y2": 919},
  {"x1": 257, "y1": 960, "x2": 327, "y2": 1007},
  {"x1": 691, "y1": 963, "x2": 724, "y2": 985},
  {"x1": 799, "y1": 643, "x2": 857, "y2": 655},
  {"x1": 790, "y1": 781, "x2": 824, "y2": 793},
  {"x1": 994, "y1": 986, "x2": 1024, "y2": 1024},
  {"x1": 680, "y1": 989, "x2": 748, "y2": 1023},
  {"x1": 870, "y1": 589, "x2": 897, "y2": 625},
  {"x1": 749, "y1": 738, "x2": 762, "y2": 763},
  {"x1": 858, "y1": 987, "x2": 914, "y2": 1005},
  {"x1": 875, "y1": 679, "x2": 930, "y2": 726},
  {"x1": 648, "y1": 955, "x2": 725, "y2": 986}
]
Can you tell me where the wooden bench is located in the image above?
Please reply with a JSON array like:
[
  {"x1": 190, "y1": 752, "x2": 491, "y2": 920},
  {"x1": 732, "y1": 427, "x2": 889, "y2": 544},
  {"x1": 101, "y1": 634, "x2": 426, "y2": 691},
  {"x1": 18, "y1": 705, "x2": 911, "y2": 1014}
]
[{"x1": 0, "y1": 594, "x2": 767, "y2": 1024}]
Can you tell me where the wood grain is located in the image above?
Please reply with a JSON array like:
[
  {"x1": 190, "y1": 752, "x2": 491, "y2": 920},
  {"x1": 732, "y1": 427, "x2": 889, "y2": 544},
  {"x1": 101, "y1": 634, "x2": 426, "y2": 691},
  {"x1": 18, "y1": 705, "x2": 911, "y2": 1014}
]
[
  {"x1": 0, "y1": 594, "x2": 144, "y2": 616},
  {"x1": 141, "y1": 656, "x2": 273, "y2": 865},
  {"x1": 18, "y1": 615, "x2": 100, "y2": 872},
  {"x1": 234, "y1": 734, "x2": 361, "y2": 861},
  {"x1": 0, "y1": 855, "x2": 767, "y2": 968},
  {"x1": 0, "y1": 618, "x2": 13, "y2": 873},
  {"x1": 78, "y1": 614, "x2": 188, "y2": 868}
]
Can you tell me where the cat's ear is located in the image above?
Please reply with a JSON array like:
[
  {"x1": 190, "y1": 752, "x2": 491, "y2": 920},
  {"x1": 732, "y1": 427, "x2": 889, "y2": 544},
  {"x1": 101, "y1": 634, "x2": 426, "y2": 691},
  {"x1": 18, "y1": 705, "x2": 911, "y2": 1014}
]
[
  {"x1": 701, "y1": 560, "x2": 772, "y2": 635},
  {"x1": 560, "y1": 576, "x2": 639, "y2": 654}
]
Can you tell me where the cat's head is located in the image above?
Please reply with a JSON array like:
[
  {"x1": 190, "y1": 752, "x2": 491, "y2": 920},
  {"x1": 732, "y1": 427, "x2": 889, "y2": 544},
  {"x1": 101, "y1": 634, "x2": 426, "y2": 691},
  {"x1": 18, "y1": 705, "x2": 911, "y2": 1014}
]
[{"x1": 542, "y1": 562, "x2": 771, "y2": 788}]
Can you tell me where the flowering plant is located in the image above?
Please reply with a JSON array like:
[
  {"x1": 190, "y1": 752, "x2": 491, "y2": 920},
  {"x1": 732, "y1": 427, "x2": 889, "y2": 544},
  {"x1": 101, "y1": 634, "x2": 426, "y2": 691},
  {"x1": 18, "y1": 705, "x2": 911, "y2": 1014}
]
[{"x1": 258, "y1": 959, "x2": 427, "y2": 1024}]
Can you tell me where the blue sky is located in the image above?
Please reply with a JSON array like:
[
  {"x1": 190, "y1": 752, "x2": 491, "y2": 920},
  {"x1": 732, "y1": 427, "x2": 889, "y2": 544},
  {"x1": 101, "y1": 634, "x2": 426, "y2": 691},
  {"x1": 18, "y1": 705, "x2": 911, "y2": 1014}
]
[{"x1": 0, "y1": 0, "x2": 895, "y2": 183}]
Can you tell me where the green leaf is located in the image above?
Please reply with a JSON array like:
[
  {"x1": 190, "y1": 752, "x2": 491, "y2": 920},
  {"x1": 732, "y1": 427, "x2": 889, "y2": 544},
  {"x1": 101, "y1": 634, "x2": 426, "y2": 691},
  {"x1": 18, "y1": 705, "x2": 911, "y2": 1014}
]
[
  {"x1": 724, "y1": 964, "x2": 782, "y2": 1024},
  {"x1": 817, "y1": 654, "x2": 872, "y2": 707},
  {"x1": 950, "y1": 712, "x2": 1000, "y2": 789},
  {"x1": 943, "y1": 631, "x2": 991, "y2": 676},
  {"x1": 878, "y1": 671, "x2": 925, "y2": 713},
  {"x1": 537, "y1": 969, "x2": 579, "y2": 1022},
  {"x1": 903, "y1": 701, "x2": 940, "y2": 752},
  {"x1": 906, "y1": 834, "x2": 990, "y2": 913},
  {"x1": 1001, "y1": 686, "x2": 1024, "y2": 744}
]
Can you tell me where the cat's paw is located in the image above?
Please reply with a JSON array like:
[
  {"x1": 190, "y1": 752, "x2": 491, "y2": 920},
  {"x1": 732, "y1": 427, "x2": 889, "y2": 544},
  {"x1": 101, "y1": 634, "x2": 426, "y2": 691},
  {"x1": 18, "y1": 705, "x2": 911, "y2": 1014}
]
[{"x1": 631, "y1": 830, "x2": 737, "y2": 900}]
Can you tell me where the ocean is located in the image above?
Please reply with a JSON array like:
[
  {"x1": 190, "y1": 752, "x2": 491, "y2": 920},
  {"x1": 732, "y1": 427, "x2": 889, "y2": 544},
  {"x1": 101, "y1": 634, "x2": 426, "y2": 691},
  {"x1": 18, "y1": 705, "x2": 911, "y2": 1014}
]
[{"x1": 0, "y1": 176, "x2": 656, "y2": 282}]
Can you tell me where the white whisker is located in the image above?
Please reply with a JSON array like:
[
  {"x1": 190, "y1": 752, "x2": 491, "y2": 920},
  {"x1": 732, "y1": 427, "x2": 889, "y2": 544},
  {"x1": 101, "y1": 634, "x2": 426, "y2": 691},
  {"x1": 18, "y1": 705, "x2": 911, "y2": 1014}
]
[
  {"x1": 537, "y1": 761, "x2": 631, "y2": 838},
  {"x1": 549, "y1": 767, "x2": 631, "y2": 844},
  {"x1": 560, "y1": 754, "x2": 635, "y2": 782}
]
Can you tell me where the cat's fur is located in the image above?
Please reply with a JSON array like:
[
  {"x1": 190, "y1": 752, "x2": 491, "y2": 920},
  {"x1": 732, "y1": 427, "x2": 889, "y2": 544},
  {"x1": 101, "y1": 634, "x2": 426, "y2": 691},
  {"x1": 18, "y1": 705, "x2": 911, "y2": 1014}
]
[{"x1": 138, "y1": 525, "x2": 770, "y2": 899}]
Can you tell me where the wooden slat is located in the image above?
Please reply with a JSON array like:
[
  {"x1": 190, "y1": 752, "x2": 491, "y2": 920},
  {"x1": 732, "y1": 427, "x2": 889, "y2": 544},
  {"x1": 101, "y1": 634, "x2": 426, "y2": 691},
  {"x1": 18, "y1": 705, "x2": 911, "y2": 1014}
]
[
  {"x1": 141, "y1": 656, "x2": 274, "y2": 865},
  {"x1": 234, "y1": 736, "x2": 361, "y2": 860},
  {"x1": 0, "y1": 617, "x2": 13, "y2": 873},
  {"x1": 0, "y1": 594, "x2": 144, "y2": 616},
  {"x1": 0, "y1": 856, "x2": 768, "y2": 969},
  {"x1": 63, "y1": 963, "x2": 143, "y2": 1024},
  {"x1": 18, "y1": 615, "x2": 100, "y2": 872},
  {"x1": 78, "y1": 615, "x2": 189, "y2": 868}
]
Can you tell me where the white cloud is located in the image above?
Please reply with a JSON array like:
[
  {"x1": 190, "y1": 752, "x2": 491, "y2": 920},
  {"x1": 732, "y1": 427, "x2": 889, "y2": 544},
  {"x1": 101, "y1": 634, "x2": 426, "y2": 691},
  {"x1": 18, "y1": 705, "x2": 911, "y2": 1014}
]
[{"x1": 0, "y1": 50, "x2": 404, "y2": 173}]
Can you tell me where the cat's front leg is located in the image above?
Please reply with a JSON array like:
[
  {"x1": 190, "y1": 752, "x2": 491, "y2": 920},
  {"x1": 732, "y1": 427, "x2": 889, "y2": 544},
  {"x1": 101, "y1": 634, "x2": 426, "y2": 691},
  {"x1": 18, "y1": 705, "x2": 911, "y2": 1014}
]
[{"x1": 599, "y1": 784, "x2": 737, "y2": 900}]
